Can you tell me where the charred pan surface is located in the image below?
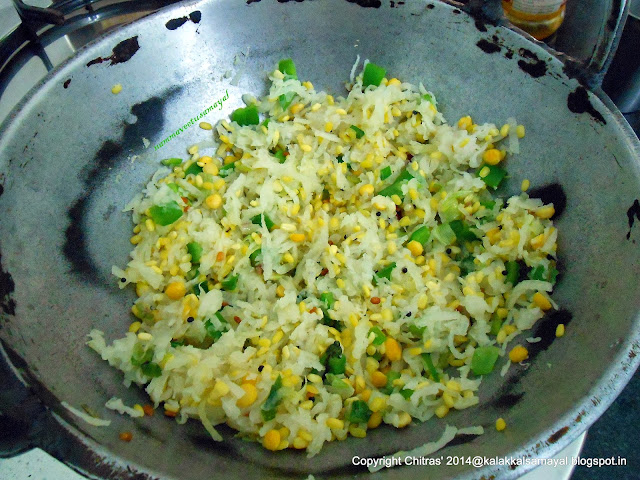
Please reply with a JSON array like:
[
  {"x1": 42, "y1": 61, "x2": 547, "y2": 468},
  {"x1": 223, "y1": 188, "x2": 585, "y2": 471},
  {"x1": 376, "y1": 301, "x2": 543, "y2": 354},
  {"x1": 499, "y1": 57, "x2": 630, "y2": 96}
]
[
  {"x1": 547, "y1": 426, "x2": 569, "y2": 444},
  {"x1": 86, "y1": 36, "x2": 140, "y2": 67},
  {"x1": 517, "y1": 48, "x2": 547, "y2": 78},
  {"x1": 346, "y1": 0, "x2": 382, "y2": 7},
  {"x1": 567, "y1": 87, "x2": 606, "y2": 125},
  {"x1": 63, "y1": 88, "x2": 181, "y2": 285},
  {"x1": 165, "y1": 11, "x2": 202, "y2": 30},
  {"x1": 527, "y1": 183, "x2": 567, "y2": 218},
  {"x1": 0, "y1": 251, "x2": 16, "y2": 317},
  {"x1": 626, "y1": 199, "x2": 640, "y2": 240}
]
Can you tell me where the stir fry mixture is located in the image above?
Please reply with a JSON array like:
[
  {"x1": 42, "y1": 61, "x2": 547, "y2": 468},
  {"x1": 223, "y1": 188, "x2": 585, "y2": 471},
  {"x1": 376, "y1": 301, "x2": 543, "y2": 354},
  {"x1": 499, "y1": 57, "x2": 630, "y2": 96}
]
[{"x1": 89, "y1": 59, "x2": 559, "y2": 455}]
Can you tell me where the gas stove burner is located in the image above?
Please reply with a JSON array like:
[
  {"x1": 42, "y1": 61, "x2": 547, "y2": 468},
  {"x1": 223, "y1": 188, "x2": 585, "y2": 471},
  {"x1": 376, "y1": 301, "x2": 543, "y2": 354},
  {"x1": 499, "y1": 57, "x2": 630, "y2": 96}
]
[{"x1": 0, "y1": 0, "x2": 180, "y2": 119}]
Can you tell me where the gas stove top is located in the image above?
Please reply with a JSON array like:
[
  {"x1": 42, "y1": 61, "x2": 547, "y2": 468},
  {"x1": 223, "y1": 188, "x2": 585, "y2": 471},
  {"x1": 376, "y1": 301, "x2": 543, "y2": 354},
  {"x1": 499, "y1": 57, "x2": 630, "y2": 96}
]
[{"x1": 0, "y1": 1, "x2": 635, "y2": 479}]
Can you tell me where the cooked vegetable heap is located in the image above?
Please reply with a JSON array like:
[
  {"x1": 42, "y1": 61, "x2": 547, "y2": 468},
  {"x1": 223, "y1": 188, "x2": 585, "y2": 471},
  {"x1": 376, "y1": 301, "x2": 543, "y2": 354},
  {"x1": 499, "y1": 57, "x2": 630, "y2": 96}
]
[{"x1": 89, "y1": 60, "x2": 559, "y2": 455}]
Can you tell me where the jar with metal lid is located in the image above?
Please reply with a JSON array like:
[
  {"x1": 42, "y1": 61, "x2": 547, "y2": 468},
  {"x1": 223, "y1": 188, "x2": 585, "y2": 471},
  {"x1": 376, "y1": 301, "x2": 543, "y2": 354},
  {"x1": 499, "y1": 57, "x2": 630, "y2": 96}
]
[{"x1": 502, "y1": 0, "x2": 567, "y2": 40}]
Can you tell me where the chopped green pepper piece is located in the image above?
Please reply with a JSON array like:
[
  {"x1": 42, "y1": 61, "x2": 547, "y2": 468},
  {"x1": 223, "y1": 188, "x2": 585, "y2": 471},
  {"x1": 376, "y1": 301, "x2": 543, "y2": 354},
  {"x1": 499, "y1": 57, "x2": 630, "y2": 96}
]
[
  {"x1": 187, "y1": 242, "x2": 203, "y2": 263},
  {"x1": 192, "y1": 280, "x2": 209, "y2": 296},
  {"x1": 161, "y1": 157, "x2": 182, "y2": 167},
  {"x1": 362, "y1": 62, "x2": 386, "y2": 88},
  {"x1": 380, "y1": 166, "x2": 392, "y2": 180},
  {"x1": 471, "y1": 346, "x2": 501, "y2": 375},
  {"x1": 490, "y1": 315, "x2": 503, "y2": 336},
  {"x1": 381, "y1": 371, "x2": 401, "y2": 395},
  {"x1": 274, "y1": 150, "x2": 287, "y2": 164},
  {"x1": 261, "y1": 375, "x2": 283, "y2": 421},
  {"x1": 399, "y1": 388, "x2": 414, "y2": 399},
  {"x1": 480, "y1": 199, "x2": 496, "y2": 210},
  {"x1": 505, "y1": 261, "x2": 520, "y2": 285},
  {"x1": 350, "y1": 125, "x2": 365, "y2": 139},
  {"x1": 131, "y1": 344, "x2": 154, "y2": 366},
  {"x1": 409, "y1": 225, "x2": 431, "y2": 246},
  {"x1": 320, "y1": 292, "x2": 335, "y2": 310},
  {"x1": 408, "y1": 324, "x2": 426, "y2": 339},
  {"x1": 204, "y1": 318, "x2": 225, "y2": 341},
  {"x1": 421, "y1": 353, "x2": 440, "y2": 382},
  {"x1": 379, "y1": 168, "x2": 413, "y2": 198},
  {"x1": 262, "y1": 118, "x2": 271, "y2": 128},
  {"x1": 149, "y1": 201, "x2": 183, "y2": 226},
  {"x1": 369, "y1": 326, "x2": 387, "y2": 346},
  {"x1": 421, "y1": 93, "x2": 433, "y2": 103},
  {"x1": 219, "y1": 162, "x2": 235, "y2": 177},
  {"x1": 328, "y1": 354, "x2": 346, "y2": 375},
  {"x1": 459, "y1": 255, "x2": 476, "y2": 276},
  {"x1": 170, "y1": 340, "x2": 185, "y2": 348},
  {"x1": 231, "y1": 104, "x2": 260, "y2": 126},
  {"x1": 251, "y1": 213, "x2": 275, "y2": 231},
  {"x1": 221, "y1": 274, "x2": 239, "y2": 291},
  {"x1": 279, "y1": 92, "x2": 295, "y2": 110},
  {"x1": 140, "y1": 362, "x2": 162, "y2": 378},
  {"x1": 433, "y1": 223, "x2": 456, "y2": 245},
  {"x1": 184, "y1": 162, "x2": 203, "y2": 176},
  {"x1": 449, "y1": 220, "x2": 477, "y2": 242},
  {"x1": 478, "y1": 163, "x2": 507, "y2": 189},
  {"x1": 249, "y1": 248, "x2": 262, "y2": 267},
  {"x1": 375, "y1": 262, "x2": 396, "y2": 282},
  {"x1": 346, "y1": 400, "x2": 372, "y2": 423},
  {"x1": 167, "y1": 183, "x2": 180, "y2": 193},
  {"x1": 278, "y1": 58, "x2": 297, "y2": 79}
]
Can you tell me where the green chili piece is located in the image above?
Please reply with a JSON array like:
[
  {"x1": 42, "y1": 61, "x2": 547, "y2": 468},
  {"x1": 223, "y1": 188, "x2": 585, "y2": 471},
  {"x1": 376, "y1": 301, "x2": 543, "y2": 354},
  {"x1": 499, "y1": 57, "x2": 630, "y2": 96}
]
[
  {"x1": 421, "y1": 353, "x2": 440, "y2": 382},
  {"x1": 149, "y1": 201, "x2": 183, "y2": 226},
  {"x1": 170, "y1": 340, "x2": 185, "y2": 348},
  {"x1": 221, "y1": 274, "x2": 239, "y2": 291},
  {"x1": 278, "y1": 58, "x2": 297, "y2": 79},
  {"x1": 167, "y1": 183, "x2": 180, "y2": 193},
  {"x1": 369, "y1": 326, "x2": 387, "y2": 346},
  {"x1": 362, "y1": 62, "x2": 386, "y2": 88},
  {"x1": 471, "y1": 346, "x2": 501, "y2": 375},
  {"x1": 505, "y1": 261, "x2": 520, "y2": 285},
  {"x1": 187, "y1": 242, "x2": 203, "y2": 263},
  {"x1": 380, "y1": 166, "x2": 392, "y2": 180},
  {"x1": 161, "y1": 157, "x2": 182, "y2": 167},
  {"x1": 421, "y1": 93, "x2": 433, "y2": 103},
  {"x1": 251, "y1": 213, "x2": 275, "y2": 231},
  {"x1": 350, "y1": 125, "x2": 365, "y2": 139},
  {"x1": 478, "y1": 163, "x2": 507, "y2": 189},
  {"x1": 346, "y1": 400, "x2": 372, "y2": 423}
]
